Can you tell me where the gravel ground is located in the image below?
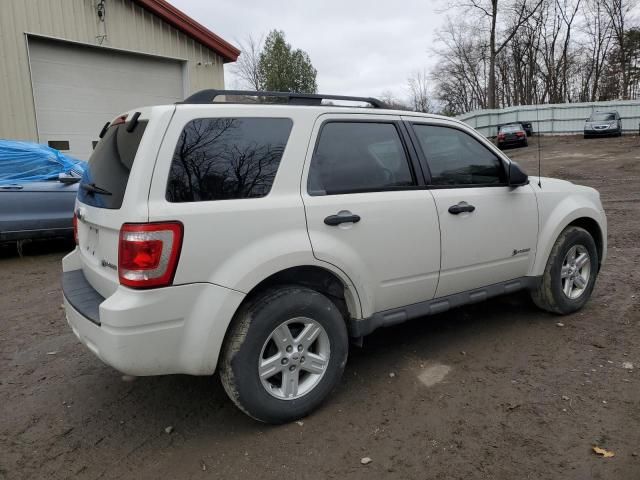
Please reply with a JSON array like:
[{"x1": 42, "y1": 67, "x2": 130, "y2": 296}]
[{"x1": 1, "y1": 135, "x2": 639, "y2": 479}]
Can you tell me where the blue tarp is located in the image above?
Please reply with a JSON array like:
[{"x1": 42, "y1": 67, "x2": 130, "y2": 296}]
[{"x1": 0, "y1": 140, "x2": 86, "y2": 185}]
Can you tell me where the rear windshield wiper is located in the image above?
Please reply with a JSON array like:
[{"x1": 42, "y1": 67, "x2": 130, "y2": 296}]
[{"x1": 81, "y1": 183, "x2": 113, "y2": 196}]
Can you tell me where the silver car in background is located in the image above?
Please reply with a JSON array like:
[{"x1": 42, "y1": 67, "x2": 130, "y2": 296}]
[{"x1": 584, "y1": 111, "x2": 622, "y2": 138}]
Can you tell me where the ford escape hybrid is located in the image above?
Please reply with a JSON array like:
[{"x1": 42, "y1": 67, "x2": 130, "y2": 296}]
[{"x1": 62, "y1": 90, "x2": 607, "y2": 423}]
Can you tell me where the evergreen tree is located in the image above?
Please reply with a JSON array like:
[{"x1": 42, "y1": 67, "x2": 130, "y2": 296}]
[{"x1": 258, "y1": 30, "x2": 317, "y2": 93}]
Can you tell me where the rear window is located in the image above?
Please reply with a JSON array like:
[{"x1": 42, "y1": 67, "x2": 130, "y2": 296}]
[
  {"x1": 166, "y1": 118, "x2": 293, "y2": 202},
  {"x1": 78, "y1": 119, "x2": 148, "y2": 209}
]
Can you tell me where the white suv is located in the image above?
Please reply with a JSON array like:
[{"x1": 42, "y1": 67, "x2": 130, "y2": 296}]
[{"x1": 62, "y1": 90, "x2": 607, "y2": 423}]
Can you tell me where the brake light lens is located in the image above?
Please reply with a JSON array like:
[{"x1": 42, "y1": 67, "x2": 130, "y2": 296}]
[
  {"x1": 73, "y1": 213, "x2": 78, "y2": 245},
  {"x1": 516, "y1": 131, "x2": 525, "y2": 137},
  {"x1": 118, "y1": 222, "x2": 183, "y2": 289},
  {"x1": 498, "y1": 133, "x2": 505, "y2": 139}
]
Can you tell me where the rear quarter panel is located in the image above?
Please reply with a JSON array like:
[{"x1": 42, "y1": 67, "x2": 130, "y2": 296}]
[{"x1": 147, "y1": 105, "x2": 362, "y2": 317}]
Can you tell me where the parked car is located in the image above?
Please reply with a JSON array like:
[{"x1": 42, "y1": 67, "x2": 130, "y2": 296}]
[
  {"x1": 497, "y1": 123, "x2": 528, "y2": 149},
  {"x1": 0, "y1": 141, "x2": 84, "y2": 242},
  {"x1": 520, "y1": 121, "x2": 534, "y2": 136},
  {"x1": 500, "y1": 121, "x2": 533, "y2": 136},
  {"x1": 584, "y1": 111, "x2": 622, "y2": 138},
  {"x1": 62, "y1": 90, "x2": 607, "y2": 423}
]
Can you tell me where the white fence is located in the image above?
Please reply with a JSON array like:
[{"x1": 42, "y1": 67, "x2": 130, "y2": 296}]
[{"x1": 457, "y1": 99, "x2": 640, "y2": 137}]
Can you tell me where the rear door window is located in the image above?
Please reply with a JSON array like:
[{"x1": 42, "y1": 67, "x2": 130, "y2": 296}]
[
  {"x1": 307, "y1": 122, "x2": 415, "y2": 195},
  {"x1": 166, "y1": 118, "x2": 293, "y2": 202},
  {"x1": 78, "y1": 119, "x2": 147, "y2": 209}
]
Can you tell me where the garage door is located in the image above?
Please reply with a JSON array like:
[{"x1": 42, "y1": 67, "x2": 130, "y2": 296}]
[{"x1": 28, "y1": 37, "x2": 184, "y2": 160}]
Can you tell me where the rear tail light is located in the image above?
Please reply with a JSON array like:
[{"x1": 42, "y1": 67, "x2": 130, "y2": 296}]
[
  {"x1": 73, "y1": 213, "x2": 78, "y2": 245},
  {"x1": 498, "y1": 134, "x2": 505, "y2": 139},
  {"x1": 118, "y1": 222, "x2": 183, "y2": 289},
  {"x1": 516, "y1": 131, "x2": 525, "y2": 137}
]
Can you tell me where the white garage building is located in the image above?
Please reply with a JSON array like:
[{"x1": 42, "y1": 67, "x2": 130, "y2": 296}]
[{"x1": 0, "y1": 0, "x2": 239, "y2": 159}]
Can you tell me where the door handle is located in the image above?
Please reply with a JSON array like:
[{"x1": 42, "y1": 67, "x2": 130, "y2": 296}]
[
  {"x1": 448, "y1": 202, "x2": 475, "y2": 215},
  {"x1": 324, "y1": 212, "x2": 361, "y2": 226},
  {"x1": 0, "y1": 184, "x2": 23, "y2": 190}
]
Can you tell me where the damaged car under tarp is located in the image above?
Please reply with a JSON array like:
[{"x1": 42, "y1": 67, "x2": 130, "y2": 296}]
[{"x1": 0, "y1": 140, "x2": 86, "y2": 242}]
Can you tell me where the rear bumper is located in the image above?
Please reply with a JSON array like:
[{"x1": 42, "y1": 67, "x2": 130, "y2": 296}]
[
  {"x1": 62, "y1": 251, "x2": 245, "y2": 376},
  {"x1": 498, "y1": 138, "x2": 527, "y2": 147}
]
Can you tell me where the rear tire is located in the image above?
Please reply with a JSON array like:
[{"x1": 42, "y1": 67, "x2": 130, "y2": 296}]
[
  {"x1": 220, "y1": 286, "x2": 349, "y2": 423},
  {"x1": 531, "y1": 226, "x2": 599, "y2": 314}
]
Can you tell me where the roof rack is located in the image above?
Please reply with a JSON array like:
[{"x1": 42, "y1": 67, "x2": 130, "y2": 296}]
[{"x1": 181, "y1": 89, "x2": 387, "y2": 109}]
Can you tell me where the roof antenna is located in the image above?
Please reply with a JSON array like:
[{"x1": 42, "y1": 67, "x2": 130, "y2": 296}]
[{"x1": 536, "y1": 103, "x2": 542, "y2": 188}]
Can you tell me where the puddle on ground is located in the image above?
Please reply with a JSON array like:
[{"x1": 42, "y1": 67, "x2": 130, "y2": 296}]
[{"x1": 417, "y1": 364, "x2": 451, "y2": 387}]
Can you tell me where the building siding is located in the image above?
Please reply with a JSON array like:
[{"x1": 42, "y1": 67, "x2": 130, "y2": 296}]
[{"x1": 0, "y1": 0, "x2": 225, "y2": 141}]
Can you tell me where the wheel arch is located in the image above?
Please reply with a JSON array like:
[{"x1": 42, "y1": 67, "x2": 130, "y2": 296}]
[
  {"x1": 241, "y1": 265, "x2": 361, "y2": 320},
  {"x1": 532, "y1": 205, "x2": 606, "y2": 276},
  {"x1": 567, "y1": 217, "x2": 604, "y2": 270}
]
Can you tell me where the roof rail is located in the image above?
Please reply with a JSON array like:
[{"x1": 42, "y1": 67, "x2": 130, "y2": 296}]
[{"x1": 181, "y1": 89, "x2": 387, "y2": 109}]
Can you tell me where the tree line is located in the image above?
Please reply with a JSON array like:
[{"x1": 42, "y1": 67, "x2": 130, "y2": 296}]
[
  {"x1": 432, "y1": 0, "x2": 640, "y2": 115},
  {"x1": 233, "y1": 2, "x2": 639, "y2": 115}
]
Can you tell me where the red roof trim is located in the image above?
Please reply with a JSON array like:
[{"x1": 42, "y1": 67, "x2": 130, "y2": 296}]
[{"x1": 133, "y1": 0, "x2": 240, "y2": 63}]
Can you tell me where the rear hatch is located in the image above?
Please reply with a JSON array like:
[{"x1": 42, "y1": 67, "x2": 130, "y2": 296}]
[
  {"x1": 501, "y1": 127, "x2": 522, "y2": 141},
  {"x1": 75, "y1": 106, "x2": 174, "y2": 298}
]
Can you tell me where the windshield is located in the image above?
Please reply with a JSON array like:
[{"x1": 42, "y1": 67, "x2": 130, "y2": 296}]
[
  {"x1": 589, "y1": 113, "x2": 616, "y2": 122},
  {"x1": 77, "y1": 119, "x2": 148, "y2": 209}
]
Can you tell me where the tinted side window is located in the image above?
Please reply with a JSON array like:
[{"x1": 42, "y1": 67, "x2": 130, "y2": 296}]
[
  {"x1": 308, "y1": 122, "x2": 415, "y2": 195},
  {"x1": 412, "y1": 125, "x2": 506, "y2": 186},
  {"x1": 167, "y1": 118, "x2": 293, "y2": 202},
  {"x1": 78, "y1": 120, "x2": 148, "y2": 209}
]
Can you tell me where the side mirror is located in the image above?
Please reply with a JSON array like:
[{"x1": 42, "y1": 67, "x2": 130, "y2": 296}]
[
  {"x1": 508, "y1": 161, "x2": 529, "y2": 187},
  {"x1": 58, "y1": 172, "x2": 80, "y2": 185}
]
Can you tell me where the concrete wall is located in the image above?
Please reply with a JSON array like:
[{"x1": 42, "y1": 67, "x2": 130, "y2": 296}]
[
  {"x1": 457, "y1": 100, "x2": 640, "y2": 137},
  {"x1": 0, "y1": 0, "x2": 226, "y2": 141}
]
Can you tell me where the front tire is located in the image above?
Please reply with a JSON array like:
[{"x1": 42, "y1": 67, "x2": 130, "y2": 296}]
[
  {"x1": 220, "y1": 286, "x2": 349, "y2": 423},
  {"x1": 531, "y1": 226, "x2": 599, "y2": 314}
]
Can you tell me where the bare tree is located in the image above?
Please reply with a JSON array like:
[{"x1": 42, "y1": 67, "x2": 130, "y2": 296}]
[
  {"x1": 464, "y1": 0, "x2": 544, "y2": 108},
  {"x1": 580, "y1": 0, "x2": 614, "y2": 100},
  {"x1": 232, "y1": 35, "x2": 264, "y2": 91},
  {"x1": 536, "y1": 0, "x2": 582, "y2": 103},
  {"x1": 379, "y1": 90, "x2": 411, "y2": 110},
  {"x1": 407, "y1": 69, "x2": 433, "y2": 112},
  {"x1": 603, "y1": 0, "x2": 638, "y2": 98},
  {"x1": 431, "y1": 19, "x2": 490, "y2": 114}
]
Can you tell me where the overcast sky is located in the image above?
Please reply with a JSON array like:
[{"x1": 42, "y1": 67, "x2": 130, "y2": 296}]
[{"x1": 170, "y1": 0, "x2": 447, "y2": 100}]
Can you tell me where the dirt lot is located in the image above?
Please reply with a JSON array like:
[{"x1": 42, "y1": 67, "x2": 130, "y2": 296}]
[{"x1": 1, "y1": 135, "x2": 639, "y2": 480}]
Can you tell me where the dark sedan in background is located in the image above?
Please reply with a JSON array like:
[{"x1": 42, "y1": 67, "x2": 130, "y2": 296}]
[
  {"x1": 496, "y1": 123, "x2": 528, "y2": 149},
  {"x1": 498, "y1": 121, "x2": 533, "y2": 136}
]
